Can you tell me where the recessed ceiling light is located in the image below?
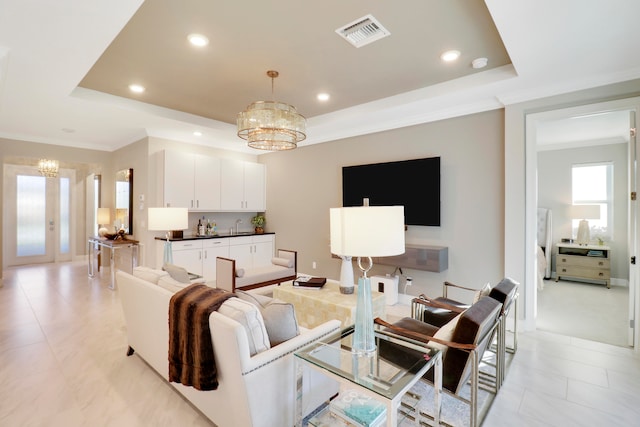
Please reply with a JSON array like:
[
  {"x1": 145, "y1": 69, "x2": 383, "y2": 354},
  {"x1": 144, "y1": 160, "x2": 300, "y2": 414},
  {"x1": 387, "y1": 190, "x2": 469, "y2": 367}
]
[
  {"x1": 440, "y1": 50, "x2": 461, "y2": 62},
  {"x1": 188, "y1": 33, "x2": 209, "y2": 47},
  {"x1": 128, "y1": 84, "x2": 145, "y2": 93},
  {"x1": 61, "y1": 128, "x2": 75, "y2": 133},
  {"x1": 193, "y1": 131, "x2": 202, "y2": 137},
  {"x1": 472, "y1": 57, "x2": 488, "y2": 69},
  {"x1": 317, "y1": 93, "x2": 330, "y2": 102}
]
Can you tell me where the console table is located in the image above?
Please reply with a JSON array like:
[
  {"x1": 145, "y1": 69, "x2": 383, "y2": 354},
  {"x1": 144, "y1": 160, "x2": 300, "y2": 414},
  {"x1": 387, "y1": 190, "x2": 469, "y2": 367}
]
[
  {"x1": 555, "y1": 243, "x2": 611, "y2": 288},
  {"x1": 88, "y1": 237, "x2": 139, "y2": 290},
  {"x1": 273, "y1": 280, "x2": 386, "y2": 328}
]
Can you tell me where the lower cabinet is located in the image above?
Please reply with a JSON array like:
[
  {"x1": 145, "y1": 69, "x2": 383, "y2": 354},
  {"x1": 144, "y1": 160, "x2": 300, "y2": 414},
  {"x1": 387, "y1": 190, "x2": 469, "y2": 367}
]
[
  {"x1": 228, "y1": 234, "x2": 274, "y2": 269},
  {"x1": 171, "y1": 241, "x2": 204, "y2": 276},
  {"x1": 157, "y1": 239, "x2": 230, "y2": 280}
]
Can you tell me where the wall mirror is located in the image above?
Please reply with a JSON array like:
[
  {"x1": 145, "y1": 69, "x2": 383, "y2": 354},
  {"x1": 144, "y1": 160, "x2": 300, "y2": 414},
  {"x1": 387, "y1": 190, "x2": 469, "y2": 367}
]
[{"x1": 115, "y1": 168, "x2": 133, "y2": 235}]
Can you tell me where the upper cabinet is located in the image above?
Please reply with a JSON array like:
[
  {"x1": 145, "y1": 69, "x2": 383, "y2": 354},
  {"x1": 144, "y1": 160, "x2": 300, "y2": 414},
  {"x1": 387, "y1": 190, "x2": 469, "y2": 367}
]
[
  {"x1": 162, "y1": 150, "x2": 221, "y2": 211},
  {"x1": 220, "y1": 159, "x2": 266, "y2": 211},
  {"x1": 161, "y1": 150, "x2": 265, "y2": 212}
]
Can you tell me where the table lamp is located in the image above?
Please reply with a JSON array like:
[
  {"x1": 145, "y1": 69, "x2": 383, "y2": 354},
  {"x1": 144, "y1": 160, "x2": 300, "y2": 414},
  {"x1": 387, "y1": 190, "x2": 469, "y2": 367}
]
[
  {"x1": 148, "y1": 207, "x2": 189, "y2": 264},
  {"x1": 330, "y1": 204, "x2": 405, "y2": 355},
  {"x1": 570, "y1": 204, "x2": 600, "y2": 245},
  {"x1": 97, "y1": 208, "x2": 112, "y2": 237}
]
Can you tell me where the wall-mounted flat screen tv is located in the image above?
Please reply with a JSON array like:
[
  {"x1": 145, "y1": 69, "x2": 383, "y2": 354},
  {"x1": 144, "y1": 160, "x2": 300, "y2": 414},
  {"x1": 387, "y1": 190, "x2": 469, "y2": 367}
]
[{"x1": 342, "y1": 157, "x2": 440, "y2": 226}]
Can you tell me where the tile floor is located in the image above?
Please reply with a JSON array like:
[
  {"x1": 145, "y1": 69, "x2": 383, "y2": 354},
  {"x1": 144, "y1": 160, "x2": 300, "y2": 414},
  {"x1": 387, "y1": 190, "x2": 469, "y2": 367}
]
[{"x1": 1, "y1": 262, "x2": 639, "y2": 426}]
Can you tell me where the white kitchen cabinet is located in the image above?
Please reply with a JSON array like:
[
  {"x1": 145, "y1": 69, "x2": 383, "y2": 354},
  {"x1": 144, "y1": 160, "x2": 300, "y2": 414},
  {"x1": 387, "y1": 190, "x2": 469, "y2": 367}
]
[
  {"x1": 156, "y1": 238, "x2": 230, "y2": 280},
  {"x1": 202, "y1": 239, "x2": 230, "y2": 278},
  {"x1": 228, "y1": 234, "x2": 274, "y2": 269},
  {"x1": 162, "y1": 150, "x2": 221, "y2": 211},
  {"x1": 194, "y1": 155, "x2": 221, "y2": 210},
  {"x1": 170, "y1": 240, "x2": 204, "y2": 276},
  {"x1": 220, "y1": 159, "x2": 265, "y2": 211},
  {"x1": 163, "y1": 150, "x2": 194, "y2": 209}
]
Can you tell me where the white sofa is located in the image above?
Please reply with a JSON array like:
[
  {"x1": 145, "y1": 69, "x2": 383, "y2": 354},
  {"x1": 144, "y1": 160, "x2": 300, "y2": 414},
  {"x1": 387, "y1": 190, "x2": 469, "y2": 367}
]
[{"x1": 116, "y1": 269, "x2": 340, "y2": 427}]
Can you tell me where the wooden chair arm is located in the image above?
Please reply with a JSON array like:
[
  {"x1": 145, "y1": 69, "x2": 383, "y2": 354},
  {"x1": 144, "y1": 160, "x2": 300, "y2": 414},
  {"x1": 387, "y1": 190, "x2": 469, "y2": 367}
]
[
  {"x1": 442, "y1": 280, "x2": 484, "y2": 298},
  {"x1": 443, "y1": 281, "x2": 480, "y2": 292},
  {"x1": 414, "y1": 294, "x2": 466, "y2": 314},
  {"x1": 374, "y1": 317, "x2": 476, "y2": 351}
]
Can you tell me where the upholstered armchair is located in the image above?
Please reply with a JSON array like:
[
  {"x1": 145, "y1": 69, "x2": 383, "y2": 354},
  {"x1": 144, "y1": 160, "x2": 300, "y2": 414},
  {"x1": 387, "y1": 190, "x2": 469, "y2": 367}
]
[
  {"x1": 412, "y1": 278, "x2": 519, "y2": 390},
  {"x1": 375, "y1": 296, "x2": 503, "y2": 427}
]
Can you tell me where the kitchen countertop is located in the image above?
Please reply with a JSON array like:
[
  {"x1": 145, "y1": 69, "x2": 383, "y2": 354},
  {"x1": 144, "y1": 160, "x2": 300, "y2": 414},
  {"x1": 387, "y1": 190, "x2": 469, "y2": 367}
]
[{"x1": 154, "y1": 232, "x2": 274, "y2": 242}]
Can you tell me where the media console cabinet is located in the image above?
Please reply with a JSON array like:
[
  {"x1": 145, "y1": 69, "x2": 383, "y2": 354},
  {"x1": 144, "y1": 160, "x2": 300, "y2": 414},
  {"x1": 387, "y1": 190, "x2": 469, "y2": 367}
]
[{"x1": 555, "y1": 243, "x2": 611, "y2": 288}]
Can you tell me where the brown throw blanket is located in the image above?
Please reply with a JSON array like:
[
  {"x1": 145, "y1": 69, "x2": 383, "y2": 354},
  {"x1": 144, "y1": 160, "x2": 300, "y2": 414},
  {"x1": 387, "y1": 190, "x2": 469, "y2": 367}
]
[{"x1": 168, "y1": 284, "x2": 235, "y2": 391}]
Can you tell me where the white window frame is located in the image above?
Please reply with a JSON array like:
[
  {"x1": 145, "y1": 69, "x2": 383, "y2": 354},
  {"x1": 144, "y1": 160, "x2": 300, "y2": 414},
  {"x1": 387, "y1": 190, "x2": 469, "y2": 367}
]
[{"x1": 571, "y1": 162, "x2": 614, "y2": 242}]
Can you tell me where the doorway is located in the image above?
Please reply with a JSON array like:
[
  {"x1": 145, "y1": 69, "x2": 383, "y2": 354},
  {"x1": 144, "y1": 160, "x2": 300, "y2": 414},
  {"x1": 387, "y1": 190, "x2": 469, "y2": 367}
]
[
  {"x1": 525, "y1": 98, "x2": 638, "y2": 348},
  {"x1": 3, "y1": 164, "x2": 75, "y2": 267}
]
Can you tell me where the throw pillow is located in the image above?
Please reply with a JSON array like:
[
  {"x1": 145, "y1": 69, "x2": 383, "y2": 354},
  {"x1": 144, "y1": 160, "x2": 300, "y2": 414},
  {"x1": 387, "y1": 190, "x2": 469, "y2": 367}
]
[
  {"x1": 235, "y1": 289, "x2": 272, "y2": 306},
  {"x1": 271, "y1": 256, "x2": 294, "y2": 268},
  {"x1": 133, "y1": 266, "x2": 169, "y2": 284},
  {"x1": 261, "y1": 300, "x2": 299, "y2": 346},
  {"x1": 163, "y1": 263, "x2": 191, "y2": 284},
  {"x1": 473, "y1": 282, "x2": 492, "y2": 304},
  {"x1": 218, "y1": 298, "x2": 270, "y2": 356},
  {"x1": 157, "y1": 275, "x2": 191, "y2": 293},
  {"x1": 235, "y1": 290, "x2": 299, "y2": 346},
  {"x1": 430, "y1": 312, "x2": 462, "y2": 354}
]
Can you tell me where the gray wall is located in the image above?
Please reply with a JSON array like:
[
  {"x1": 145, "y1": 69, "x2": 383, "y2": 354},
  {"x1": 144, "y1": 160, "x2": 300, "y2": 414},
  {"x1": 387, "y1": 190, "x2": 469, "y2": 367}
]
[
  {"x1": 260, "y1": 109, "x2": 505, "y2": 303},
  {"x1": 538, "y1": 143, "x2": 628, "y2": 280}
]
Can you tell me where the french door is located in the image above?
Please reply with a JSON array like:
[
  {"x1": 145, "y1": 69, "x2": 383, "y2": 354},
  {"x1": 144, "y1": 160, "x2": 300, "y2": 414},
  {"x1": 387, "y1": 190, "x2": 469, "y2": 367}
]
[{"x1": 3, "y1": 164, "x2": 74, "y2": 267}]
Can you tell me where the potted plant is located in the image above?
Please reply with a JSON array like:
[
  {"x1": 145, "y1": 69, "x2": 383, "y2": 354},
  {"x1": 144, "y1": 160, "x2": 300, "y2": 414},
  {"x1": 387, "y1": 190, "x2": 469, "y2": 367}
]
[{"x1": 251, "y1": 214, "x2": 265, "y2": 234}]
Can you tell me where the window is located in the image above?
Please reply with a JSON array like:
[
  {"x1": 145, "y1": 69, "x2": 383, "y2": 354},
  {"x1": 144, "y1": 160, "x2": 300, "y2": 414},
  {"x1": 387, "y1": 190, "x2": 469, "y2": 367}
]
[{"x1": 572, "y1": 163, "x2": 613, "y2": 241}]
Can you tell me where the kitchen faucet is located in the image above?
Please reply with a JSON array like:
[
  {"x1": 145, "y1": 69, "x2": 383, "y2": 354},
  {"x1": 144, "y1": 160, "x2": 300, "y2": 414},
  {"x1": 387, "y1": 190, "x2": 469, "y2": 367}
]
[{"x1": 235, "y1": 219, "x2": 242, "y2": 234}]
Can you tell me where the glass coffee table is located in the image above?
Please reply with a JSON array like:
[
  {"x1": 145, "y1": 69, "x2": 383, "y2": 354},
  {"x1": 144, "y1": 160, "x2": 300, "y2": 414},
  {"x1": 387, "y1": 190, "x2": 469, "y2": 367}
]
[{"x1": 295, "y1": 325, "x2": 442, "y2": 426}]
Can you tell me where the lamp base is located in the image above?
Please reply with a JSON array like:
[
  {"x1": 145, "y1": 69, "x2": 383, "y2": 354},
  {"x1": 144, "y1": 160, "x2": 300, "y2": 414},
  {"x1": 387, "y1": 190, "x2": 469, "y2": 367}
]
[
  {"x1": 163, "y1": 240, "x2": 174, "y2": 265},
  {"x1": 339, "y1": 256, "x2": 355, "y2": 295},
  {"x1": 576, "y1": 219, "x2": 590, "y2": 245},
  {"x1": 352, "y1": 276, "x2": 376, "y2": 356}
]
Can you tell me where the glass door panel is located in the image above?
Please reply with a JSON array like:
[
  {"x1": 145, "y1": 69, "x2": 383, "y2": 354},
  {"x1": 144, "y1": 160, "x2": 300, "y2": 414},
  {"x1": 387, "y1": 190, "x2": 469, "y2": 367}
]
[{"x1": 3, "y1": 164, "x2": 74, "y2": 267}]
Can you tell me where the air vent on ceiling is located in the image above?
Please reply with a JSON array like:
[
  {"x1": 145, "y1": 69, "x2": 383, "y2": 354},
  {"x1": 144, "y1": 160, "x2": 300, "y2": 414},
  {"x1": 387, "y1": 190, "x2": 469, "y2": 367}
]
[{"x1": 335, "y1": 14, "x2": 390, "y2": 48}]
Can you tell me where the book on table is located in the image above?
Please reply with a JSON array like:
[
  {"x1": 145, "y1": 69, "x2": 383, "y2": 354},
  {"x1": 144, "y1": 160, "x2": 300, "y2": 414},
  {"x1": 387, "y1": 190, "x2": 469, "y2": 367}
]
[
  {"x1": 329, "y1": 389, "x2": 386, "y2": 427},
  {"x1": 293, "y1": 275, "x2": 327, "y2": 289}
]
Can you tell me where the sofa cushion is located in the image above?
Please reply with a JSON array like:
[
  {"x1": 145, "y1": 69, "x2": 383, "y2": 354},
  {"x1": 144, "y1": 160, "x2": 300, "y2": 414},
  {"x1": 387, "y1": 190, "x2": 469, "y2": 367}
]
[
  {"x1": 236, "y1": 290, "x2": 300, "y2": 346},
  {"x1": 163, "y1": 263, "x2": 191, "y2": 284},
  {"x1": 133, "y1": 266, "x2": 169, "y2": 284},
  {"x1": 218, "y1": 298, "x2": 270, "y2": 356}
]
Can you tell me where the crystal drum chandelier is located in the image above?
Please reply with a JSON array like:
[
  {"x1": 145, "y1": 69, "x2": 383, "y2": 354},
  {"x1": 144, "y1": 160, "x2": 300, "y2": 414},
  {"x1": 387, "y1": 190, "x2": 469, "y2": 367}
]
[
  {"x1": 38, "y1": 159, "x2": 59, "y2": 178},
  {"x1": 237, "y1": 70, "x2": 306, "y2": 150}
]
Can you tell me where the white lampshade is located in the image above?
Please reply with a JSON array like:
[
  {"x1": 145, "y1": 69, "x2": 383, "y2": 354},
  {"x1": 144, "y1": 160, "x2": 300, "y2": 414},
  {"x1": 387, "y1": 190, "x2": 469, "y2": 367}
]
[
  {"x1": 570, "y1": 204, "x2": 600, "y2": 220},
  {"x1": 330, "y1": 206, "x2": 405, "y2": 257},
  {"x1": 148, "y1": 207, "x2": 188, "y2": 231},
  {"x1": 97, "y1": 208, "x2": 111, "y2": 225}
]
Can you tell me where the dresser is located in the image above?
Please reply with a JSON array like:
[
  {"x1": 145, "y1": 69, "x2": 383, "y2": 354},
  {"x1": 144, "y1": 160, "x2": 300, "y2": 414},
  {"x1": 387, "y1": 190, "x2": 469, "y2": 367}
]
[{"x1": 555, "y1": 243, "x2": 611, "y2": 288}]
